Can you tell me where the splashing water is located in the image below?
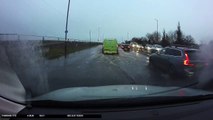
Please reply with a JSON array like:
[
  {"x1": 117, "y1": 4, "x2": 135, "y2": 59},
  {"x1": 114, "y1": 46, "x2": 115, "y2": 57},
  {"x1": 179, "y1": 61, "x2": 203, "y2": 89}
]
[
  {"x1": 1, "y1": 40, "x2": 49, "y2": 97},
  {"x1": 197, "y1": 41, "x2": 213, "y2": 90}
]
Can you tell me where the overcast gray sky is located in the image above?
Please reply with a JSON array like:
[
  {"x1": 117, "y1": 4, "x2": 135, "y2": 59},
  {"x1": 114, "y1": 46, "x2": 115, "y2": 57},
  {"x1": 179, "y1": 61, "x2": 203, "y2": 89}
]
[{"x1": 0, "y1": 0, "x2": 213, "y2": 43}]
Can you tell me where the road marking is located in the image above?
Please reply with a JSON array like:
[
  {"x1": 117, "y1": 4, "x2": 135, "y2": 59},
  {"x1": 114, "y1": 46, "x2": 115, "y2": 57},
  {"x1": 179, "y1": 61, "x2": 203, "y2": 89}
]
[{"x1": 103, "y1": 56, "x2": 136, "y2": 84}]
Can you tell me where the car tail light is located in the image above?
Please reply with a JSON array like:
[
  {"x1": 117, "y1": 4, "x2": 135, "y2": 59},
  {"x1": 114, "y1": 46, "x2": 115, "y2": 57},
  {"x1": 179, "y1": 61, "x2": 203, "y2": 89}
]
[{"x1": 184, "y1": 53, "x2": 194, "y2": 66}]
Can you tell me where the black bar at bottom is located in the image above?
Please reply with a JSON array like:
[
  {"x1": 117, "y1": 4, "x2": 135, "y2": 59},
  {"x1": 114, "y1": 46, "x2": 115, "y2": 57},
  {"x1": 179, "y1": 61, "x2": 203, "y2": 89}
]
[{"x1": 1, "y1": 114, "x2": 102, "y2": 118}]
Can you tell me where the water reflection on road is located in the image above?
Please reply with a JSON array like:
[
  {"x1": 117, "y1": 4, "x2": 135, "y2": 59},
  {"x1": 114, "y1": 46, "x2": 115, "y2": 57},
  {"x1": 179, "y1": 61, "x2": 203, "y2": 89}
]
[{"x1": 47, "y1": 45, "x2": 197, "y2": 91}]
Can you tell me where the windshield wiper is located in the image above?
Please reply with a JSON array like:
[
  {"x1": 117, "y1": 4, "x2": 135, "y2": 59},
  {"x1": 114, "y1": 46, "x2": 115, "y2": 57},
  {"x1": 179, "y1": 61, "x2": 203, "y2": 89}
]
[{"x1": 0, "y1": 95, "x2": 26, "y2": 106}]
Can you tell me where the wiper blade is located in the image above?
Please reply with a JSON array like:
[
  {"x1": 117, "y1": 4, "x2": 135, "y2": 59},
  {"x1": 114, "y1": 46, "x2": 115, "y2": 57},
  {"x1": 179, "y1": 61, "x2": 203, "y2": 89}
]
[{"x1": 0, "y1": 95, "x2": 26, "y2": 106}]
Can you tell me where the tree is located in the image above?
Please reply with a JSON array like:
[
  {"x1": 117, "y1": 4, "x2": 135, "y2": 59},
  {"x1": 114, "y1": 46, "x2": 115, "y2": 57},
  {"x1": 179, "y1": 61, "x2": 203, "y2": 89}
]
[
  {"x1": 167, "y1": 31, "x2": 176, "y2": 44},
  {"x1": 146, "y1": 33, "x2": 155, "y2": 44},
  {"x1": 146, "y1": 32, "x2": 161, "y2": 44},
  {"x1": 183, "y1": 35, "x2": 195, "y2": 45},
  {"x1": 161, "y1": 30, "x2": 170, "y2": 47},
  {"x1": 125, "y1": 40, "x2": 131, "y2": 44},
  {"x1": 141, "y1": 37, "x2": 148, "y2": 47},
  {"x1": 132, "y1": 37, "x2": 142, "y2": 44},
  {"x1": 174, "y1": 22, "x2": 184, "y2": 44},
  {"x1": 173, "y1": 22, "x2": 198, "y2": 47}
]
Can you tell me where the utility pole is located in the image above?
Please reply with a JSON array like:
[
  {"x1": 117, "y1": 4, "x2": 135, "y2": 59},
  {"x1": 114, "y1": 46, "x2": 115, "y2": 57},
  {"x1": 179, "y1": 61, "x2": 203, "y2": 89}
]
[
  {"x1": 102, "y1": 33, "x2": 104, "y2": 42},
  {"x1": 64, "y1": 0, "x2": 71, "y2": 58},
  {"x1": 154, "y1": 19, "x2": 158, "y2": 43},
  {"x1": 98, "y1": 27, "x2": 100, "y2": 42},
  {"x1": 127, "y1": 32, "x2": 129, "y2": 40},
  {"x1": 89, "y1": 30, "x2": 92, "y2": 42}
]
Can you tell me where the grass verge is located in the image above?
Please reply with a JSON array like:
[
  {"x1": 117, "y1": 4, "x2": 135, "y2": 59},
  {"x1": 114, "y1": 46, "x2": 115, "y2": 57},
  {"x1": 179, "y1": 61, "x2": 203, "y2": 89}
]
[{"x1": 42, "y1": 41, "x2": 100, "y2": 59}]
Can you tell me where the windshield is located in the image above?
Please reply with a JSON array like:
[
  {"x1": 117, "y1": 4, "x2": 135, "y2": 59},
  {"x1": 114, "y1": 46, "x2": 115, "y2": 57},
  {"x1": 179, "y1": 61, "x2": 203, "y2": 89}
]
[{"x1": 0, "y1": 0, "x2": 213, "y2": 106}]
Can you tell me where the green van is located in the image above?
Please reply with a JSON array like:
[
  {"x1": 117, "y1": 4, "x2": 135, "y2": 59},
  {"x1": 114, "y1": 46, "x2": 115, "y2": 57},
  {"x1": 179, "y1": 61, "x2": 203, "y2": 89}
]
[{"x1": 102, "y1": 39, "x2": 118, "y2": 54}]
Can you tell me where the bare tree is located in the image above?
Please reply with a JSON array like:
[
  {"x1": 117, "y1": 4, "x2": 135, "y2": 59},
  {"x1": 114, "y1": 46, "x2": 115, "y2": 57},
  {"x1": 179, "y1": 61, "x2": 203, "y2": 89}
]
[
  {"x1": 146, "y1": 32, "x2": 161, "y2": 44},
  {"x1": 183, "y1": 35, "x2": 195, "y2": 45},
  {"x1": 167, "y1": 31, "x2": 176, "y2": 44},
  {"x1": 161, "y1": 30, "x2": 170, "y2": 47},
  {"x1": 174, "y1": 22, "x2": 184, "y2": 44},
  {"x1": 146, "y1": 33, "x2": 155, "y2": 44}
]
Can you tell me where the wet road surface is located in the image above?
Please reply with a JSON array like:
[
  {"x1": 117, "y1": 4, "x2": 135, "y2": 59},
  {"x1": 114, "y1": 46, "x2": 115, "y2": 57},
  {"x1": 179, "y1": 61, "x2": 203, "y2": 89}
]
[
  {"x1": 2, "y1": 42, "x2": 212, "y2": 97},
  {"x1": 47, "y1": 45, "x2": 196, "y2": 91}
]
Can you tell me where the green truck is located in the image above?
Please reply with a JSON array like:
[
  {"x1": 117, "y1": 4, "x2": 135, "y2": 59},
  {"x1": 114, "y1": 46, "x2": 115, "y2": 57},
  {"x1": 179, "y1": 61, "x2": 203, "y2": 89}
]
[{"x1": 102, "y1": 39, "x2": 118, "y2": 54}]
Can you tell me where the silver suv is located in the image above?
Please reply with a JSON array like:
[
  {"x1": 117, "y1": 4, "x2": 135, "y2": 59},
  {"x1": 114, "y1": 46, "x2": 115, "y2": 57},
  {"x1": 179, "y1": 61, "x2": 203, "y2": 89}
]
[{"x1": 149, "y1": 46, "x2": 208, "y2": 78}]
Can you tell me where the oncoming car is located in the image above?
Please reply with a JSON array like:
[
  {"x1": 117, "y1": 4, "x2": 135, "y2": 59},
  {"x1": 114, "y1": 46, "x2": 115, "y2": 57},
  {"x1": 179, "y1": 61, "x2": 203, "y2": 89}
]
[
  {"x1": 102, "y1": 39, "x2": 118, "y2": 54},
  {"x1": 153, "y1": 44, "x2": 163, "y2": 52},
  {"x1": 130, "y1": 42, "x2": 138, "y2": 48},
  {"x1": 145, "y1": 44, "x2": 153, "y2": 53}
]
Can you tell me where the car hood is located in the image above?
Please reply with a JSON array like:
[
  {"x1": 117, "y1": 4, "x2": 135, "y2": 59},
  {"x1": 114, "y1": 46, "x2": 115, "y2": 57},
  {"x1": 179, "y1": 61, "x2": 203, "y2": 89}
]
[{"x1": 31, "y1": 85, "x2": 213, "y2": 102}]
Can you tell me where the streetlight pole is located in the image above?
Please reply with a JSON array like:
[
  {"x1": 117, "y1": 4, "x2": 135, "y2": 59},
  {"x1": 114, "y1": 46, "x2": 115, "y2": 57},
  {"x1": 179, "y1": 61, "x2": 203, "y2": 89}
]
[
  {"x1": 64, "y1": 0, "x2": 71, "y2": 58},
  {"x1": 154, "y1": 19, "x2": 158, "y2": 43},
  {"x1": 127, "y1": 32, "x2": 129, "y2": 40},
  {"x1": 98, "y1": 27, "x2": 100, "y2": 42},
  {"x1": 89, "y1": 30, "x2": 92, "y2": 43},
  {"x1": 102, "y1": 33, "x2": 104, "y2": 42}
]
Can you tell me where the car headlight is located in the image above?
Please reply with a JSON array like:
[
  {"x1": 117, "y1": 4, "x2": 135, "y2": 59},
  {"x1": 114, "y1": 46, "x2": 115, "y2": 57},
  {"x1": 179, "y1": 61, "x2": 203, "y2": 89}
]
[{"x1": 156, "y1": 48, "x2": 161, "y2": 51}]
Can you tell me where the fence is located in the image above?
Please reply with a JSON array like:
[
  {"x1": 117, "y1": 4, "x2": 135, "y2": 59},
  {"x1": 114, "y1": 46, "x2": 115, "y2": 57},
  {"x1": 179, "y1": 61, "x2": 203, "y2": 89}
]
[
  {"x1": 0, "y1": 33, "x2": 58, "y2": 41},
  {"x1": 0, "y1": 33, "x2": 95, "y2": 43}
]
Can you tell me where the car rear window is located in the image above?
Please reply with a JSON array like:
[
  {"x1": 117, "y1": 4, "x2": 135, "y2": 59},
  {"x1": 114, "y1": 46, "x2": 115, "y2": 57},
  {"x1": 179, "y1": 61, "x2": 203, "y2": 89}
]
[
  {"x1": 185, "y1": 50, "x2": 201, "y2": 60},
  {"x1": 165, "y1": 48, "x2": 181, "y2": 56}
]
